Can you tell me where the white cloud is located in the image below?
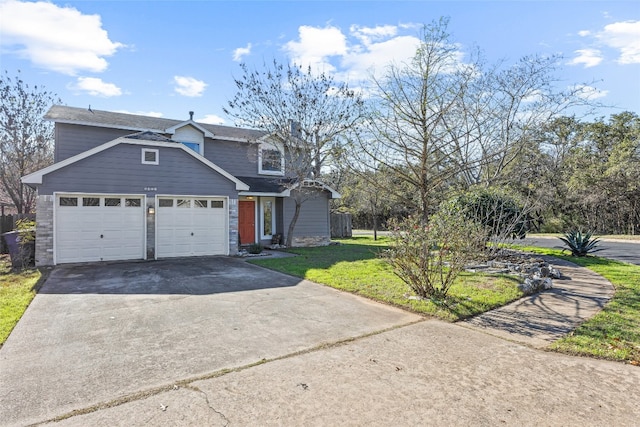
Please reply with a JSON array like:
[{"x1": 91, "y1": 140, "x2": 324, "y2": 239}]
[
  {"x1": 0, "y1": 0, "x2": 123, "y2": 75},
  {"x1": 197, "y1": 114, "x2": 226, "y2": 125},
  {"x1": 578, "y1": 30, "x2": 591, "y2": 37},
  {"x1": 568, "y1": 48, "x2": 603, "y2": 68},
  {"x1": 233, "y1": 43, "x2": 252, "y2": 62},
  {"x1": 173, "y1": 76, "x2": 207, "y2": 97},
  {"x1": 572, "y1": 84, "x2": 609, "y2": 100},
  {"x1": 284, "y1": 25, "x2": 348, "y2": 72},
  {"x1": 67, "y1": 77, "x2": 122, "y2": 97},
  {"x1": 598, "y1": 20, "x2": 640, "y2": 64},
  {"x1": 339, "y1": 35, "x2": 421, "y2": 81},
  {"x1": 115, "y1": 110, "x2": 164, "y2": 118},
  {"x1": 282, "y1": 24, "x2": 421, "y2": 83},
  {"x1": 350, "y1": 25, "x2": 398, "y2": 46}
]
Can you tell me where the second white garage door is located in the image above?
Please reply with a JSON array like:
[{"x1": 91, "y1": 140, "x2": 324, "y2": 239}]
[{"x1": 156, "y1": 196, "x2": 228, "y2": 258}]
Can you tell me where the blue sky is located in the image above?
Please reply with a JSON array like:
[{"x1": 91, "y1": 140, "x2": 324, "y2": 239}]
[{"x1": 1, "y1": 0, "x2": 638, "y2": 124}]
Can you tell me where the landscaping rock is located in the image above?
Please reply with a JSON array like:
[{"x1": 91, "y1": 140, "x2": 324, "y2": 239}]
[{"x1": 465, "y1": 249, "x2": 559, "y2": 295}]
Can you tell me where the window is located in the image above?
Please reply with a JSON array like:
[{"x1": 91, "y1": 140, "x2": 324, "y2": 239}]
[
  {"x1": 159, "y1": 199, "x2": 173, "y2": 208},
  {"x1": 194, "y1": 199, "x2": 207, "y2": 208},
  {"x1": 125, "y1": 198, "x2": 141, "y2": 207},
  {"x1": 260, "y1": 197, "x2": 276, "y2": 239},
  {"x1": 59, "y1": 197, "x2": 78, "y2": 207},
  {"x1": 181, "y1": 142, "x2": 202, "y2": 155},
  {"x1": 83, "y1": 197, "x2": 100, "y2": 207},
  {"x1": 259, "y1": 144, "x2": 284, "y2": 175},
  {"x1": 177, "y1": 199, "x2": 190, "y2": 208},
  {"x1": 211, "y1": 200, "x2": 224, "y2": 208},
  {"x1": 105, "y1": 198, "x2": 121, "y2": 207},
  {"x1": 142, "y1": 148, "x2": 159, "y2": 165}
]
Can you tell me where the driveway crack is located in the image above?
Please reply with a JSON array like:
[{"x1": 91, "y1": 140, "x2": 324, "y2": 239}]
[{"x1": 184, "y1": 384, "x2": 230, "y2": 426}]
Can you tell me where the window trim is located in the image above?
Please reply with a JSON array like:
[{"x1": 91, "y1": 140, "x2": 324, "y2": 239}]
[
  {"x1": 258, "y1": 143, "x2": 284, "y2": 176},
  {"x1": 260, "y1": 197, "x2": 276, "y2": 240},
  {"x1": 141, "y1": 148, "x2": 159, "y2": 165}
]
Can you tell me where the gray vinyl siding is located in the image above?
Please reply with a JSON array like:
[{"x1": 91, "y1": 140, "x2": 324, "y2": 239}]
[
  {"x1": 55, "y1": 124, "x2": 132, "y2": 162},
  {"x1": 39, "y1": 143, "x2": 237, "y2": 197},
  {"x1": 283, "y1": 190, "x2": 330, "y2": 237},
  {"x1": 204, "y1": 139, "x2": 260, "y2": 177}
]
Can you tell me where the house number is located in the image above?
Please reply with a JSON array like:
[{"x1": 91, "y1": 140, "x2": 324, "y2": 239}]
[{"x1": 144, "y1": 187, "x2": 157, "y2": 191}]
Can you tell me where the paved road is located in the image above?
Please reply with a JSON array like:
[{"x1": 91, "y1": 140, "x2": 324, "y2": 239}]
[
  {"x1": 518, "y1": 235, "x2": 640, "y2": 265},
  {"x1": 355, "y1": 230, "x2": 640, "y2": 265}
]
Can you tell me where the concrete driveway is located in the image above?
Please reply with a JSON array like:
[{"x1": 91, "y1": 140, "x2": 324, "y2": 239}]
[{"x1": 0, "y1": 256, "x2": 420, "y2": 427}]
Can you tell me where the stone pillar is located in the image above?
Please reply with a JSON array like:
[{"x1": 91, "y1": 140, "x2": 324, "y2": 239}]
[
  {"x1": 35, "y1": 195, "x2": 54, "y2": 266},
  {"x1": 228, "y1": 198, "x2": 238, "y2": 255},
  {"x1": 146, "y1": 199, "x2": 156, "y2": 260}
]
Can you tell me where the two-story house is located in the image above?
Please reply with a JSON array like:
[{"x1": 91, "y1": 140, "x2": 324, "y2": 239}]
[{"x1": 22, "y1": 106, "x2": 339, "y2": 266}]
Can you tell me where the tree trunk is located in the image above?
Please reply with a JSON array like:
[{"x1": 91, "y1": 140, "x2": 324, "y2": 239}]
[
  {"x1": 285, "y1": 200, "x2": 302, "y2": 247},
  {"x1": 372, "y1": 203, "x2": 378, "y2": 241}
]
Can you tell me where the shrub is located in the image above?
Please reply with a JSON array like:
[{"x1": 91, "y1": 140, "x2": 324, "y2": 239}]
[
  {"x1": 247, "y1": 243, "x2": 263, "y2": 254},
  {"x1": 444, "y1": 187, "x2": 533, "y2": 248},
  {"x1": 382, "y1": 211, "x2": 484, "y2": 300},
  {"x1": 559, "y1": 230, "x2": 602, "y2": 257}
]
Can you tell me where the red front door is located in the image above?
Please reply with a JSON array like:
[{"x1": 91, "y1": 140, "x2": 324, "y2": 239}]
[{"x1": 238, "y1": 200, "x2": 255, "y2": 245}]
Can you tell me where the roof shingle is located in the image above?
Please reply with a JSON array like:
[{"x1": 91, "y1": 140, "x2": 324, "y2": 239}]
[{"x1": 45, "y1": 105, "x2": 266, "y2": 142}]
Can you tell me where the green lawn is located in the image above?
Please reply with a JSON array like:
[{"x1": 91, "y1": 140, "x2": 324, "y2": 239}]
[
  {"x1": 515, "y1": 246, "x2": 640, "y2": 365},
  {"x1": 0, "y1": 255, "x2": 42, "y2": 346},
  {"x1": 251, "y1": 236, "x2": 524, "y2": 321}
]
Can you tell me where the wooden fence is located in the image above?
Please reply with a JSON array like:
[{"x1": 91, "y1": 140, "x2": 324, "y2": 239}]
[
  {"x1": 330, "y1": 212, "x2": 352, "y2": 238},
  {"x1": 1, "y1": 214, "x2": 35, "y2": 254}
]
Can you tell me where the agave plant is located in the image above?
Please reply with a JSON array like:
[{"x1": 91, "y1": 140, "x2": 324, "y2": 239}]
[{"x1": 558, "y1": 230, "x2": 602, "y2": 257}]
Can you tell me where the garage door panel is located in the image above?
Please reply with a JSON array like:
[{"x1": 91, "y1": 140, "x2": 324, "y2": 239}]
[
  {"x1": 55, "y1": 195, "x2": 145, "y2": 264},
  {"x1": 156, "y1": 197, "x2": 227, "y2": 258}
]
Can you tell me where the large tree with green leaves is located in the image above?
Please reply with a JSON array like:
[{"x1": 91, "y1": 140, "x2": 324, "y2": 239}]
[
  {"x1": 224, "y1": 60, "x2": 365, "y2": 246},
  {"x1": 0, "y1": 70, "x2": 61, "y2": 213}
]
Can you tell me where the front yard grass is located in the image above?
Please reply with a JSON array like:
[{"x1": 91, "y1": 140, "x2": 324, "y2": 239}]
[
  {"x1": 516, "y1": 246, "x2": 640, "y2": 365},
  {"x1": 0, "y1": 255, "x2": 42, "y2": 346},
  {"x1": 250, "y1": 236, "x2": 524, "y2": 321}
]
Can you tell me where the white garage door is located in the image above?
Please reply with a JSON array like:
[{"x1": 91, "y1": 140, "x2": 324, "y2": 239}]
[
  {"x1": 55, "y1": 194, "x2": 145, "y2": 264},
  {"x1": 156, "y1": 196, "x2": 227, "y2": 258}
]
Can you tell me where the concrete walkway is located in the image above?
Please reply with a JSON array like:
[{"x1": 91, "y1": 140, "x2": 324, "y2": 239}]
[{"x1": 462, "y1": 256, "x2": 615, "y2": 347}]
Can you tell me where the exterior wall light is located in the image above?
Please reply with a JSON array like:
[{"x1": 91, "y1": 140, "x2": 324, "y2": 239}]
[{"x1": 148, "y1": 207, "x2": 155, "y2": 215}]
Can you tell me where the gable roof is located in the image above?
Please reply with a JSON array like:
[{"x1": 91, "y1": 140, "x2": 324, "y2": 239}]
[
  {"x1": 45, "y1": 105, "x2": 266, "y2": 143},
  {"x1": 22, "y1": 133, "x2": 250, "y2": 191}
]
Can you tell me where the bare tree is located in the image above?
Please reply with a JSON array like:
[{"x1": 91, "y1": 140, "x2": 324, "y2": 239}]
[
  {"x1": 352, "y1": 18, "x2": 596, "y2": 221},
  {"x1": 224, "y1": 60, "x2": 365, "y2": 246},
  {"x1": 0, "y1": 70, "x2": 61, "y2": 213}
]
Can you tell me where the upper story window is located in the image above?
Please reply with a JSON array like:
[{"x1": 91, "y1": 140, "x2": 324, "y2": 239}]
[
  {"x1": 181, "y1": 141, "x2": 202, "y2": 155},
  {"x1": 173, "y1": 126, "x2": 204, "y2": 156},
  {"x1": 259, "y1": 143, "x2": 284, "y2": 175}
]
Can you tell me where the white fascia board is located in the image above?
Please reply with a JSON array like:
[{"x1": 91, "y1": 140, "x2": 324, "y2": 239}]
[
  {"x1": 165, "y1": 120, "x2": 214, "y2": 138},
  {"x1": 238, "y1": 190, "x2": 291, "y2": 197},
  {"x1": 211, "y1": 135, "x2": 253, "y2": 143},
  {"x1": 21, "y1": 137, "x2": 250, "y2": 191}
]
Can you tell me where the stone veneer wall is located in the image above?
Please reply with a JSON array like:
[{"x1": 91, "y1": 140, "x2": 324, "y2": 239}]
[
  {"x1": 146, "y1": 199, "x2": 155, "y2": 260},
  {"x1": 34, "y1": 195, "x2": 54, "y2": 266},
  {"x1": 292, "y1": 236, "x2": 331, "y2": 247},
  {"x1": 228, "y1": 198, "x2": 238, "y2": 255}
]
